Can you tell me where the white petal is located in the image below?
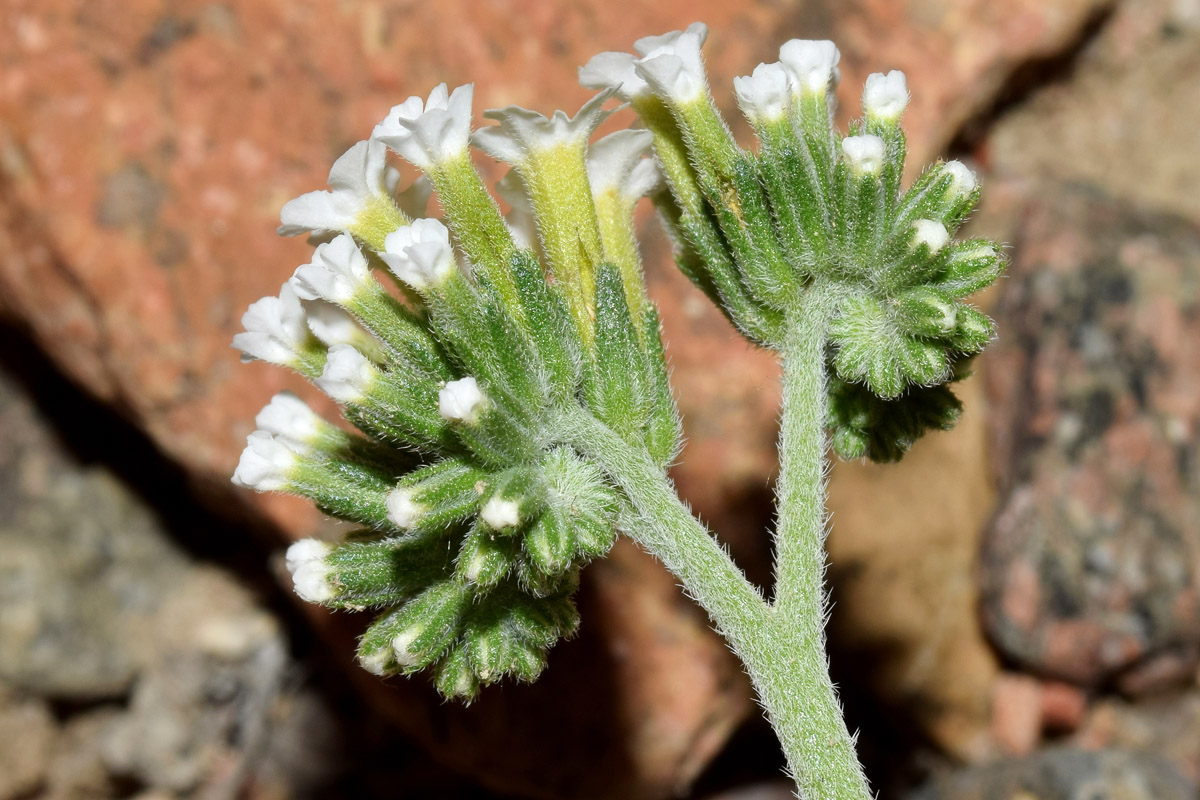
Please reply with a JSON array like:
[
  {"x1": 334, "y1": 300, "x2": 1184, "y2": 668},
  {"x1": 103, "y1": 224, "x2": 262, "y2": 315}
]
[
  {"x1": 292, "y1": 559, "x2": 335, "y2": 603},
  {"x1": 233, "y1": 285, "x2": 311, "y2": 366},
  {"x1": 633, "y1": 22, "x2": 709, "y2": 57},
  {"x1": 734, "y1": 62, "x2": 791, "y2": 123},
  {"x1": 586, "y1": 129, "x2": 654, "y2": 196},
  {"x1": 862, "y1": 71, "x2": 908, "y2": 119},
  {"x1": 912, "y1": 219, "x2": 950, "y2": 253},
  {"x1": 279, "y1": 140, "x2": 388, "y2": 237},
  {"x1": 495, "y1": 169, "x2": 539, "y2": 250},
  {"x1": 303, "y1": 301, "x2": 367, "y2": 348},
  {"x1": 374, "y1": 84, "x2": 474, "y2": 170},
  {"x1": 942, "y1": 161, "x2": 977, "y2": 197},
  {"x1": 841, "y1": 135, "x2": 886, "y2": 175},
  {"x1": 385, "y1": 487, "x2": 423, "y2": 529},
  {"x1": 315, "y1": 344, "x2": 376, "y2": 404},
  {"x1": 255, "y1": 392, "x2": 327, "y2": 449},
  {"x1": 579, "y1": 51, "x2": 648, "y2": 100},
  {"x1": 438, "y1": 377, "x2": 484, "y2": 423},
  {"x1": 380, "y1": 218, "x2": 456, "y2": 289},
  {"x1": 286, "y1": 538, "x2": 333, "y2": 573},
  {"x1": 779, "y1": 39, "x2": 841, "y2": 94},
  {"x1": 481, "y1": 497, "x2": 521, "y2": 530},
  {"x1": 479, "y1": 93, "x2": 614, "y2": 163},
  {"x1": 290, "y1": 233, "x2": 372, "y2": 304},
  {"x1": 232, "y1": 431, "x2": 300, "y2": 492}
]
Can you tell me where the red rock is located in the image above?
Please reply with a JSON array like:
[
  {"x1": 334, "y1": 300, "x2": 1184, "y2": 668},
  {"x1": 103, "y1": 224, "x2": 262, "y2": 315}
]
[
  {"x1": 991, "y1": 673, "x2": 1042, "y2": 756},
  {"x1": 0, "y1": 0, "x2": 1113, "y2": 793},
  {"x1": 1040, "y1": 680, "x2": 1088, "y2": 733}
]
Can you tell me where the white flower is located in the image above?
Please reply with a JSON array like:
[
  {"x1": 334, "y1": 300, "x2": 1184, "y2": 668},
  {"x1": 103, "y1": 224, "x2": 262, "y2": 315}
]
[
  {"x1": 481, "y1": 496, "x2": 521, "y2": 530},
  {"x1": 285, "y1": 538, "x2": 335, "y2": 603},
  {"x1": 391, "y1": 623, "x2": 425, "y2": 667},
  {"x1": 359, "y1": 647, "x2": 392, "y2": 676},
  {"x1": 232, "y1": 430, "x2": 301, "y2": 492},
  {"x1": 373, "y1": 83, "x2": 474, "y2": 171},
  {"x1": 778, "y1": 39, "x2": 840, "y2": 95},
  {"x1": 942, "y1": 160, "x2": 977, "y2": 197},
  {"x1": 911, "y1": 219, "x2": 950, "y2": 253},
  {"x1": 255, "y1": 392, "x2": 327, "y2": 451},
  {"x1": 385, "y1": 487, "x2": 424, "y2": 529},
  {"x1": 278, "y1": 139, "x2": 390, "y2": 237},
  {"x1": 633, "y1": 22, "x2": 710, "y2": 104},
  {"x1": 586, "y1": 129, "x2": 658, "y2": 200},
  {"x1": 438, "y1": 377, "x2": 485, "y2": 424},
  {"x1": 386, "y1": 489, "x2": 424, "y2": 532},
  {"x1": 579, "y1": 51, "x2": 648, "y2": 100},
  {"x1": 862, "y1": 71, "x2": 908, "y2": 120},
  {"x1": 841, "y1": 135, "x2": 886, "y2": 175},
  {"x1": 473, "y1": 92, "x2": 614, "y2": 166},
  {"x1": 232, "y1": 283, "x2": 311, "y2": 367},
  {"x1": 302, "y1": 300, "x2": 372, "y2": 350},
  {"x1": 315, "y1": 344, "x2": 376, "y2": 404},
  {"x1": 379, "y1": 218, "x2": 457, "y2": 290},
  {"x1": 733, "y1": 62, "x2": 791, "y2": 124},
  {"x1": 290, "y1": 233, "x2": 373, "y2": 305}
]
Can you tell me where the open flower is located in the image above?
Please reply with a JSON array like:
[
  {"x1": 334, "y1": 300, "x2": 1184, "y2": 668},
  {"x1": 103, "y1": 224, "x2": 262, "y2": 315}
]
[
  {"x1": 232, "y1": 283, "x2": 313, "y2": 368},
  {"x1": 472, "y1": 92, "x2": 614, "y2": 167},
  {"x1": 255, "y1": 392, "x2": 329, "y2": 451},
  {"x1": 279, "y1": 139, "x2": 393, "y2": 238},
  {"x1": 290, "y1": 233, "x2": 373, "y2": 305},
  {"x1": 778, "y1": 39, "x2": 840, "y2": 96},
  {"x1": 632, "y1": 22, "x2": 710, "y2": 104},
  {"x1": 841, "y1": 135, "x2": 886, "y2": 175},
  {"x1": 379, "y1": 218, "x2": 457, "y2": 290},
  {"x1": 315, "y1": 344, "x2": 377, "y2": 404},
  {"x1": 586, "y1": 129, "x2": 658, "y2": 201},
  {"x1": 862, "y1": 71, "x2": 909, "y2": 120},
  {"x1": 734, "y1": 62, "x2": 791, "y2": 125},
  {"x1": 373, "y1": 83, "x2": 474, "y2": 172},
  {"x1": 232, "y1": 430, "x2": 302, "y2": 492},
  {"x1": 438, "y1": 377, "x2": 485, "y2": 424}
]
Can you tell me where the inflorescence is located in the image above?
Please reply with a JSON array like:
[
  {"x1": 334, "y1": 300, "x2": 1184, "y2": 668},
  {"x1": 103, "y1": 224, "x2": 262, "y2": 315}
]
[{"x1": 233, "y1": 22, "x2": 1002, "y2": 699}]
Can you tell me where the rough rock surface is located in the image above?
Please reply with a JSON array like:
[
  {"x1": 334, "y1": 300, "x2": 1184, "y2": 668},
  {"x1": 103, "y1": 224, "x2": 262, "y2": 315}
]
[
  {"x1": 906, "y1": 747, "x2": 1196, "y2": 800},
  {"x1": 0, "y1": 0, "x2": 1114, "y2": 795}
]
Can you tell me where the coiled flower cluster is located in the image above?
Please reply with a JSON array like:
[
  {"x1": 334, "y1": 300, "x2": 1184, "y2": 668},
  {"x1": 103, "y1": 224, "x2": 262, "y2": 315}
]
[{"x1": 233, "y1": 82, "x2": 678, "y2": 698}]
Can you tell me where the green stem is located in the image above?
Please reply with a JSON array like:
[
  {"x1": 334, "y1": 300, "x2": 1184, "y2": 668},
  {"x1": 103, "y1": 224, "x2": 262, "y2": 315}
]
[
  {"x1": 555, "y1": 408, "x2": 770, "y2": 657},
  {"x1": 768, "y1": 282, "x2": 869, "y2": 798},
  {"x1": 558, "y1": 401, "x2": 870, "y2": 798}
]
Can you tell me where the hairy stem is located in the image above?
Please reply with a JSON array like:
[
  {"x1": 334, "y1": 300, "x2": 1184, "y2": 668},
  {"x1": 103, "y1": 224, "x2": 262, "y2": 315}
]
[
  {"x1": 558, "y1": 398, "x2": 870, "y2": 798},
  {"x1": 767, "y1": 282, "x2": 870, "y2": 798}
]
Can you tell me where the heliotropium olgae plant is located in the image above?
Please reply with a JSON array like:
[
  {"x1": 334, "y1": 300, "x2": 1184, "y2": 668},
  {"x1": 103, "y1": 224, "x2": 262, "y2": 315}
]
[{"x1": 234, "y1": 23, "x2": 1002, "y2": 800}]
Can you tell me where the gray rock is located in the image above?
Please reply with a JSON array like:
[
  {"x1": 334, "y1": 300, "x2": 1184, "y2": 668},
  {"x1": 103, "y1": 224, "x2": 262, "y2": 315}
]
[{"x1": 907, "y1": 747, "x2": 1196, "y2": 800}]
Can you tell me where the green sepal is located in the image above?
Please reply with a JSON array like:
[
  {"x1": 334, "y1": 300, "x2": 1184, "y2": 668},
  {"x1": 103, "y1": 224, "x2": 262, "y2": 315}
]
[
  {"x1": 291, "y1": 457, "x2": 395, "y2": 530},
  {"x1": 524, "y1": 506, "x2": 576, "y2": 576},
  {"x1": 543, "y1": 447, "x2": 619, "y2": 559},
  {"x1": 393, "y1": 458, "x2": 489, "y2": 533},
  {"x1": 462, "y1": 597, "x2": 548, "y2": 684},
  {"x1": 932, "y1": 240, "x2": 1004, "y2": 298},
  {"x1": 946, "y1": 305, "x2": 995, "y2": 354},
  {"x1": 322, "y1": 530, "x2": 457, "y2": 610},
  {"x1": 359, "y1": 580, "x2": 469, "y2": 675},
  {"x1": 347, "y1": 285, "x2": 452, "y2": 383},
  {"x1": 640, "y1": 306, "x2": 683, "y2": 467},
  {"x1": 833, "y1": 161, "x2": 888, "y2": 277},
  {"x1": 433, "y1": 643, "x2": 480, "y2": 701},
  {"x1": 481, "y1": 466, "x2": 547, "y2": 533},
  {"x1": 827, "y1": 375, "x2": 964, "y2": 463},
  {"x1": 586, "y1": 262, "x2": 646, "y2": 443},
  {"x1": 509, "y1": 250, "x2": 582, "y2": 401},
  {"x1": 894, "y1": 286, "x2": 958, "y2": 338},
  {"x1": 858, "y1": 117, "x2": 906, "y2": 223},
  {"x1": 455, "y1": 523, "x2": 517, "y2": 590}
]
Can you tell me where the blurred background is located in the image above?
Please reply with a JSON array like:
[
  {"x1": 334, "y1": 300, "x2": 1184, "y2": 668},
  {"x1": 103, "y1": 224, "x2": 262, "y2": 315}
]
[{"x1": 2, "y1": 0, "x2": 1199, "y2": 798}]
